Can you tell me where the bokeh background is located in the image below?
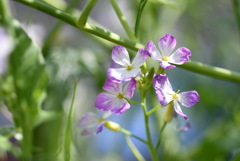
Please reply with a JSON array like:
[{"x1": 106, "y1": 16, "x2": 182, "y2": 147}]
[{"x1": 1, "y1": 0, "x2": 240, "y2": 160}]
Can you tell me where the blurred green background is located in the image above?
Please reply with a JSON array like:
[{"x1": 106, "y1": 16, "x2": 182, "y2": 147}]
[{"x1": 1, "y1": 0, "x2": 240, "y2": 160}]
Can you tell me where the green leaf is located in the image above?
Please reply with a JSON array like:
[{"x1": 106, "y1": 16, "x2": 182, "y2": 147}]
[
  {"x1": 63, "y1": 81, "x2": 77, "y2": 161},
  {"x1": 8, "y1": 20, "x2": 48, "y2": 120}
]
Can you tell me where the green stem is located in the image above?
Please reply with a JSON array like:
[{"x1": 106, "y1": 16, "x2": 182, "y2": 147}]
[
  {"x1": 110, "y1": 0, "x2": 136, "y2": 40},
  {"x1": 155, "y1": 122, "x2": 167, "y2": 150},
  {"x1": 120, "y1": 128, "x2": 147, "y2": 144},
  {"x1": 141, "y1": 90, "x2": 159, "y2": 161},
  {"x1": 134, "y1": 0, "x2": 148, "y2": 38},
  {"x1": 232, "y1": 0, "x2": 240, "y2": 39},
  {"x1": 0, "y1": 0, "x2": 15, "y2": 36},
  {"x1": 13, "y1": 0, "x2": 240, "y2": 84},
  {"x1": 78, "y1": 0, "x2": 98, "y2": 28},
  {"x1": 147, "y1": 104, "x2": 161, "y2": 116}
]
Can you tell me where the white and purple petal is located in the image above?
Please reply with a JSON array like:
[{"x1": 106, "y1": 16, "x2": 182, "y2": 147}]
[
  {"x1": 78, "y1": 113, "x2": 99, "y2": 128},
  {"x1": 107, "y1": 68, "x2": 140, "y2": 82},
  {"x1": 81, "y1": 122, "x2": 105, "y2": 136},
  {"x1": 153, "y1": 74, "x2": 174, "y2": 93},
  {"x1": 173, "y1": 101, "x2": 188, "y2": 120},
  {"x1": 132, "y1": 49, "x2": 149, "y2": 67},
  {"x1": 158, "y1": 34, "x2": 176, "y2": 56},
  {"x1": 146, "y1": 41, "x2": 162, "y2": 60},
  {"x1": 110, "y1": 99, "x2": 130, "y2": 115},
  {"x1": 168, "y1": 47, "x2": 191, "y2": 65},
  {"x1": 179, "y1": 91, "x2": 200, "y2": 107},
  {"x1": 102, "y1": 79, "x2": 122, "y2": 94},
  {"x1": 159, "y1": 60, "x2": 176, "y2": 69},
  {"x1": 95, "y1": 93, "x2": 117, "y2": 111},
  {"x1": 123, "y1": 79, "x2": 137, "y2": 98},
  {"x1": 155, "y1": 89, "x2": 171, "y2": 106},
  {"x1": 112, "y1": 46, "x2": 130, "y2": 67}
]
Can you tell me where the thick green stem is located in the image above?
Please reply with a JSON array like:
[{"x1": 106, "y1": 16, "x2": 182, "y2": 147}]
[
  {"x1": 110, "y1": 0, "x2": 136, "y2": 40},
  {"x1": 0, "y1": 0, "x2": 15, "y2": 36},
  {"x1": 42, "y1": 0, "x2": 82, "y2": 55},
  {"x1": 141, "y1": 90, "x2": 159, "y2": 161},
  {"x1": 78, "y1": 0, "x2": 97, "y2": 28},
  {"x1": 12, "y1": 0, "x2": 240, "y2": 84}
]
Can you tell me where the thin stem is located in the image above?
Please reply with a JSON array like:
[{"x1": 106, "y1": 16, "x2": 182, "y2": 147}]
[
  {"x1": 78, "y1": 0, "x2": 98, "y2": 28},
  {"x1": 232, "y1": 0, "x2": 240, "y2": 39},
  {"x1": 141, "y1": 90, "x2": 159, "y2": 161},
  {"x1": 13, "y1": 0, "x2": 240, "y2": 84},
  {"x1": 125, "y1": 136, "x2": 146, "y2": 161},
  {"x1": 155, "y1": 122, "x2": 167, "y2": 150},
  {"x1": 109, "y1": 0, "x2": 136, "y2": 40},
  {"x1": 134, "y1": 0, "x2": 148, "y2": 38},
  {"x1": 147, "y1": 104, "x2": 161, "y2": 116},
  {"x1": 125, "y1": 98, "x2": 142, "y2": 105},
  {"x1": 120, "y1": 128, "x2": 147, "y2": 144}
]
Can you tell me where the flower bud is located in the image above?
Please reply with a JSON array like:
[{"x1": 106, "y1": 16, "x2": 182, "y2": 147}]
[
  {"x1": 146, "y1": 67, "x2": 155, "y2": 84},
  {"x1": 164, "y1": 103, "x2": 174, "y2": 122},
  {"x1": 140, "y1": 63, "x2": 148, "y2": 74},
  {"x1": 104, "y1": 121, "x2": 121, "y2": 132}
]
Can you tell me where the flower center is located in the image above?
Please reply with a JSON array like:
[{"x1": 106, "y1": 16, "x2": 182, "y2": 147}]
[
  {"x1": 126, "y1": 65, "x2": 133, "y2": 70},
  {"x1": 172, "y1": 90, "x2": 180, "y2": 101},
  {"x1": 117, "y1": 93, "x2": 124, "y2": 99},
  {"x1": 162, "y1": 56, "x2": 168, "y2": 61}
]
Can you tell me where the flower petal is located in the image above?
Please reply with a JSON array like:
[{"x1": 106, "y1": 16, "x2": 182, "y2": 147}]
[
  {"x1": 102, "y1": 79, "x2": 122, "y2": 94},
  {"x1": 123, "y1": 79, "x2": 137, "y2": 98},
  {"x1": 168, "y1": 47, "x2": 191, "y2": 65},
  {"x1": 159, "y1": 60, "x2": 176, "y2": 69},
  {"x1": 95, "y1": 93, "x2": 117, "y2": 111},
  {"x1": 110, "y1": 99, "x2": 130, "y2": 114},
  {"x1": 112, "y1": 46, "x2": 130, "y2": 66},
  {"x1": 179, "y1": 91, "x2": 200, "y2": 107},
  {"x1": 78, "y1": 113, "x2": 99, "y2": 128},
  {"x1": 96, "y1": 122, "x2": 105, "y2": 134},
  {"x1": 155, "y1": 89, "x2": 170, "y2": 106},
  {"x1": 173, "y1": 101, "x2": 188, "y2": 120},
  {"x1": 107, "y1": 68, "x2": 140, "y2": 82},
  {"x1": 132, "y1": 49, "x2": 149, "y2": 67},
  {"x1": 81, "y1": 122, "x2": 104, "y2": 136},
  {"x1": 146, "y1": 41, "x2": 162, "y2": 60},
  {"x1": 153, "y1": 74, "x2": 173, "y2": 92},
  {"x1": 158, "y1": 34, "x2": 176, "y2": 56}
]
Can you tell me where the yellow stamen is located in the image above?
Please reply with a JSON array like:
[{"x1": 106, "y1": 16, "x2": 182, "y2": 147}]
[
  {"x1": 126, "y1": 65, "x2": 133, "y2": 70},
  {"x1": 117, "y1": 93, "x2": 124, "y2": 99},
  {"x1": 162, "y1": 56, "x2": 168, "y2": 61},
  {"x1": 172, "y1": 92, "x2": 179, "y2": 100}
]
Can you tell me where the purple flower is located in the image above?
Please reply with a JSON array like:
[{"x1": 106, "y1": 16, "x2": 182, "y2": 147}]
[
  {"x1": 78, "y1": 112, "x2": 106, "y2": 136},
  {"x1": 0, "y1": 28, "x2": 13, "y2": 75},
  {"x1": 95, "y1": 78, "x2": 137, "y2": 114},
  {"x1": 146, "y1": 34, "x2": 191, "y2": 69},
  {"x1": 107, "y1": 46, "x2": 149, "y2": 82},
  {"x1": 153, "y1": 74, "x2": 200, "y2": 120}
]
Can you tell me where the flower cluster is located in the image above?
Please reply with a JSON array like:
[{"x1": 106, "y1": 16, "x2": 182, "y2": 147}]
[{"x1": 79, "y1": 34, "x2": 200, "y2": 135}]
